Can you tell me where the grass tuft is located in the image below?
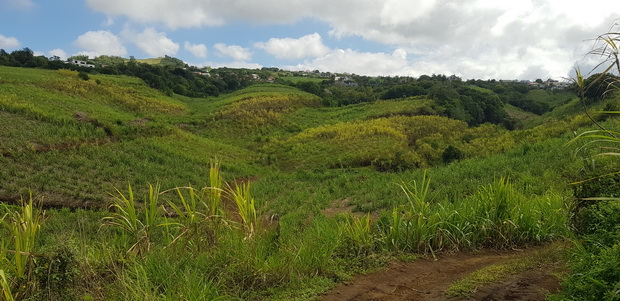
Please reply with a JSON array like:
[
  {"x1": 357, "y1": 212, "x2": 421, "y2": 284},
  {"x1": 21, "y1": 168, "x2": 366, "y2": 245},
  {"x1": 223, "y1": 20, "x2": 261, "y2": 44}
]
[{"x1": 0, "y1": 270, "x2": 13, "y2": 301}]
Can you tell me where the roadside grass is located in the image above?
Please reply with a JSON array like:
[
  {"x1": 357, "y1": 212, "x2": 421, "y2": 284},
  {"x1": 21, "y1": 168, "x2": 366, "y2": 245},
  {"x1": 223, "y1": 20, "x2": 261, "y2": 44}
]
[{"x1": 378, "y1": 176, "x2": 570, "y2": 254}]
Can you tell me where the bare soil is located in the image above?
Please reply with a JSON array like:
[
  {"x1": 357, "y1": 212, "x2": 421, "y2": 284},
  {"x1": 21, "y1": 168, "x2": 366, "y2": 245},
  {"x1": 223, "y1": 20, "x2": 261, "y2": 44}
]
[
  {"x1": 321, "y1": 199, "x2": 357, "y2": 218},
  {"x1": 321, "y1": 248, "x2": 562, "y2": 301},
  {"x1": 470, "y1": 265, "x2": 562, "y2": 301}
]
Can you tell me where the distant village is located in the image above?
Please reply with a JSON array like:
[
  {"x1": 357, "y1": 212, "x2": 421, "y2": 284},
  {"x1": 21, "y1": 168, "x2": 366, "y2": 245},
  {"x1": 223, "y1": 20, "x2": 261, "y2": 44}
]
[{"x1": 63, "y1": 56, "x2": 572, "y2": 91}]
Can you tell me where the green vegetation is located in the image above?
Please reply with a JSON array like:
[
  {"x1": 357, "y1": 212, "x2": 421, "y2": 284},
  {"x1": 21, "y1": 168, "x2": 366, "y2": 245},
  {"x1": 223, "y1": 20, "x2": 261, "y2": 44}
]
[
  {"x1": 0, "y1": 30, "x2": 618, "y2": 300},
  {"x1": 547, "y1": 25, "x2": 620, "y2": 301}
]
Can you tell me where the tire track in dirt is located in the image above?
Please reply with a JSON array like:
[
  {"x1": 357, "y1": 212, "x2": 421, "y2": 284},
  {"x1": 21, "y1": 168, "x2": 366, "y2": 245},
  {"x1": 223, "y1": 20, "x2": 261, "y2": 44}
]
[
  {"x1": 321, "y1": 247, "x2": 561, "y2": 301},
  {"x1": 469, "y1": 265, "x2": 563, "y2": 301}
]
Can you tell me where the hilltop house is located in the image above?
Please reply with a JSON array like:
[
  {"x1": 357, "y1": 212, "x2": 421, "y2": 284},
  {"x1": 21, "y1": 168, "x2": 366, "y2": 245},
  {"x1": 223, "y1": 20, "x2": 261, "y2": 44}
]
[{"x1": 69, "y1": 60, "x2": 95, "y2": 68}]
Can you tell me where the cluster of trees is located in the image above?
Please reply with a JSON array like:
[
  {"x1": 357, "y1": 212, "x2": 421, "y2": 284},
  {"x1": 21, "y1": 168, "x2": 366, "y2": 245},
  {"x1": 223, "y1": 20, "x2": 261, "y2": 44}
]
[
  {"x1": 291, "y1": 75, "x2": 512, "y2": 126},
  {"x1": 0, "y1": 48, "x2": 68, "y2": 69},
  {"x1": 582, "y1": 73, "x2": 619, "y2": 102},
  {"x1": 97, "y1": 60, "x2": 223, "y2": 97},
  {"x1": 0, "y1": 48, "x2": 269, "y2": 97}
]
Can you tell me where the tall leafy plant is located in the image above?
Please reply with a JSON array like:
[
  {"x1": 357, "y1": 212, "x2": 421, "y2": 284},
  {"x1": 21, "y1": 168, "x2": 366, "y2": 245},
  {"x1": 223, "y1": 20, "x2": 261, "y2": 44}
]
[
  {"x1": 0, "y1": 270, "x2": 13, "y2": 301},
  {"x1": 104, "y1": 184, "x2": 161, "y2": 255},
  {"x1": 227, "y1": 181, "x2": 258, "y2": 238},
  {"x1": 7, "y1": 196, "x2": 44, "y2": 279},
  {"x1": 206, "y1": 159, "x2": 224, "y2": 218}
]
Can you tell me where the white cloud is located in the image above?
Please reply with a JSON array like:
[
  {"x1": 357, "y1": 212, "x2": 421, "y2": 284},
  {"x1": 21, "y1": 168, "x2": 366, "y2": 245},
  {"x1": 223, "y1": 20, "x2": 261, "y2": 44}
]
[
  {"x1": 103, "y1": 17, "x2": 115, "y2": 26},
  {"x1": 206, "y1": 61, "x2": 262, "y2": 69},
  {"x1": 48, "y1": 49, "x2": 68, "y2": 60},
  {"x1": 0, "y1": 34, "x2": 20, "y2": 49},
  {"x1": 184, "y1": 42, "x2": 207, "y2": 58},
  {"x1": 286, "y1": 49, "x2": 413, "y2": 76},
  {"x1": 123, "y1": 27, "x2": 179, "y2": 57},
  {"x1": 86, "y1": 0, "x2": 226, "y2": 29},
  {"x1": 4, "y1": 0, "x2": 34, "y2": 9},
  {"x1": 74, "y1": 30, "x2": 127, "y2": 57},
  {"x1": 255, "y1": 33, "x2": 330, "y2": 60},
  {"x1": 85, "y1": 0, "x2": 620, "y2": 78},
  {"x1": 214, "y1": 43, "x2": 251, "y2": 61}
]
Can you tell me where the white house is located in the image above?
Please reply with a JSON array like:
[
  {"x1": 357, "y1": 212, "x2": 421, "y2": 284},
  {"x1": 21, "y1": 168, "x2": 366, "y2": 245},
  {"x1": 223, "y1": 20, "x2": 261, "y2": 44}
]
[{"x1": 69, "y1": 60, "x2": 95, "y2": 68}]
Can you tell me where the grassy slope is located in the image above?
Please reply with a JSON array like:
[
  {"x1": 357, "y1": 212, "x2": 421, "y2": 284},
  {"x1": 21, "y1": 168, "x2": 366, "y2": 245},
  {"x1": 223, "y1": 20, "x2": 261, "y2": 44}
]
[
  {"x1": 0, "y1": 66, "x2": 603, "y2": 210},
  {"x1": 2, "y1": 66, "x2": 617, "y2": 300},
  {"x1": 0, "y1": 67, "x2": 260, "y2": 205}
]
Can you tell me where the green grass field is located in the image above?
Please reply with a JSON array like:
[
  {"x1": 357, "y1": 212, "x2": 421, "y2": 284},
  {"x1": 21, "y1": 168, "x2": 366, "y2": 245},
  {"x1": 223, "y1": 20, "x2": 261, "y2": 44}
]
[{"x1": 0, "y1": 65, "x2": 617, "y2": 300}]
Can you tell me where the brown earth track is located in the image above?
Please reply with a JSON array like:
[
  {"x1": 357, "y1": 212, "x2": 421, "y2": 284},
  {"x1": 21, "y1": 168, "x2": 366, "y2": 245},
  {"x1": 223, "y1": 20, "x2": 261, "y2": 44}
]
[
  {"x1": 321, "y1": 247, "x2": 561, "y2": 301},
  {"x1": 468, "y1": 265, "x2": 563, "y2": 301}
]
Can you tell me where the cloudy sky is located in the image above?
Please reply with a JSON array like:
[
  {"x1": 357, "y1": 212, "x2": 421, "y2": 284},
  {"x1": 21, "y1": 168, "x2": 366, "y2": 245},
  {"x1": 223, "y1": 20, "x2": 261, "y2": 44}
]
[{"x1": 1, "y1": 0, "x2": 618, "y2": 79}]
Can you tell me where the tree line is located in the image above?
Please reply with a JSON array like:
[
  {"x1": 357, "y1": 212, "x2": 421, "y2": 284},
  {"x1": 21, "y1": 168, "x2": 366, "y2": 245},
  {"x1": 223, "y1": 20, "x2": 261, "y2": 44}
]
[{"x1": 4, "y1": 47, "x2": 610, "y2": 128}]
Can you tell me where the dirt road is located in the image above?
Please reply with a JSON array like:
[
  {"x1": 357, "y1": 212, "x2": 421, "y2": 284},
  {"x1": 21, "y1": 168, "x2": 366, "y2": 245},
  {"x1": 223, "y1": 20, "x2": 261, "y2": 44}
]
[{"x1": 321, "y1": 248, "x2": 562, "y2": 301}]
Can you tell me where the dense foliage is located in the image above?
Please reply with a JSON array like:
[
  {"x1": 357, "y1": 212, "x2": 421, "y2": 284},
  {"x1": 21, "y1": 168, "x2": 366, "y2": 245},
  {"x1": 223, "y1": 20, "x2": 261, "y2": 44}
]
[{"x1": 550, "y1": 25, "x2": 620, "y2": 301}]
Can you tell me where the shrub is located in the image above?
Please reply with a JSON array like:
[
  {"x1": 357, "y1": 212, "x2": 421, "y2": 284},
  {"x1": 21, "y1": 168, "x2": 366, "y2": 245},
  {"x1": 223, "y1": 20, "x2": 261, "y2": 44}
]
[
  {"x1": 442, "y1": 145, "x2": 464, "y2": 163},
  {"x1": 77, "y1": 72, "x2": 90, "y2": 81}
]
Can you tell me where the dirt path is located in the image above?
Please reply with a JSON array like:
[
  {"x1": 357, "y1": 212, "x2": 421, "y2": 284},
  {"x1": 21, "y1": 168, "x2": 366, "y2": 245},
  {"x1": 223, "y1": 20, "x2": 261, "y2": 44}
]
[
  {"x1": 468, "y1": 265, "x2": 562, "y2": 301},
  {"x1": 321, "y1": 248, "x2": 562, "y2": 301}
]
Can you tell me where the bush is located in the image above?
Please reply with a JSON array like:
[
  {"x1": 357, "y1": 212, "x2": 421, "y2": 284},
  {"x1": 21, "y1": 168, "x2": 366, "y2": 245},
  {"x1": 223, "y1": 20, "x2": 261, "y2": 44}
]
[
  {"x1": 442, "y1": 145, "x2": 464, "y2": 163},
  {"x1": 568, "y1": 243, "x2": 620, "y2": 301},
  {"x1": 77, "y1": 72, "x2": 89, "y2": 81}
]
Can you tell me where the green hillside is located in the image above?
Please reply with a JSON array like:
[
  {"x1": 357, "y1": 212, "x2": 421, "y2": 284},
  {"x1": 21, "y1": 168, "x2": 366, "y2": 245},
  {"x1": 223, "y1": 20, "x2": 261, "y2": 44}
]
[{"x1": 1, "y1": 65, "x2": 619, "y2": 300}]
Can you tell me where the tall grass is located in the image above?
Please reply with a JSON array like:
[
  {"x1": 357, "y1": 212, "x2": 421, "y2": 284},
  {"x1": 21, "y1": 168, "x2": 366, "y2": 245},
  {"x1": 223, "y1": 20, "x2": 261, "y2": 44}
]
[
  {"x1": 227, "y1": 182, "x2": 259, "y2": 238},
  {"x1": 206, "y1": 159, "x2": 224, "y2": 218},
  {"x1": 6, "y1": 196, "x2": 45, "y2": 279},
  {"x1": 0, "y1": 196, "x2": 45, "y2": 299},
  {"x1": 103, "y1": 184, "x2": 160, "y2": 254},
  {"x1": 0, "y1": 214, "x2": 12, "y2": 301},
  {"x1": 164, "y1": 186, "x2": 219, "y2": 251},
  {"x1": 340, "y1": 214, "x2": 373, "y2": 256},
  {"x1": 400, "y1": 170, "x2": 432, "y2": 210},
  {"x1": 378, "y1": 175, "x2": 569, "y2": 254},
  {"x1": 0, "y1": 270, "x2": 13, "y2": 301},
  {"x1": 162, "y1": 159, "x2": 226, "y2": 250}
]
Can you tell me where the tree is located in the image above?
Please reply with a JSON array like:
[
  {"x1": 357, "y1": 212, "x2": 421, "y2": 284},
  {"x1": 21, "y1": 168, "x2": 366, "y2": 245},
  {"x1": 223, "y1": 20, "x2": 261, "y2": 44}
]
[
  {"x1": 10, "y1": 48, "x2": 35, "y2": 67},
  {"x1": 442, "y1": 146, "x2": 463, "y2": 163},
  {"x1": 583, "y1": 73, "x2": 619, "y2": 102},
  {"x1": 160, "y1": 55, "x2": 186, "y2": 68},
  {"x1": 428, "y1": 83, "x2": 459, "y2": 101},
  {"x1": 380, "y1": 84, "x2": 426, "y2": 99},
  {"x1": 295, "y1": 81, "x2": 323, "y2": 96},
  {"x1": 68, "y1": 55, "x2": 89, "y2": 62}
]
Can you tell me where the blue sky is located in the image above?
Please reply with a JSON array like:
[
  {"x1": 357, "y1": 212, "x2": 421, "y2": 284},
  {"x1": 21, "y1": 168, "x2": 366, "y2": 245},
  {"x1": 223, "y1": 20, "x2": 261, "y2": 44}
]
[{"x1": 1, "y1": 0, "x2": 619, "y2": 79}]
